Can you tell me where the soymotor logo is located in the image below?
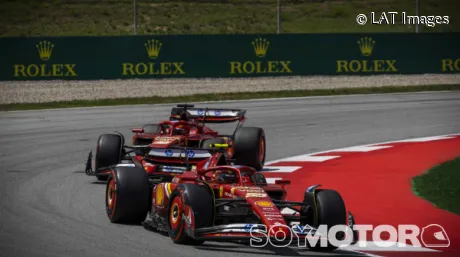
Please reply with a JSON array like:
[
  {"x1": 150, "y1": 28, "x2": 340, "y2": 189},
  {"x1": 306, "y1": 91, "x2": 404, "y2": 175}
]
[{"x1": 248, "y1": 223, "x2": 450, "y2": 249}]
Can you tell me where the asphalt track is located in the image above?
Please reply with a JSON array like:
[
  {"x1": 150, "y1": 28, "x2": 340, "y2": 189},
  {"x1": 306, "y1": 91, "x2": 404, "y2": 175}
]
[{"x1": 0, "y1": 91, "x2": 459, "y2": 257}]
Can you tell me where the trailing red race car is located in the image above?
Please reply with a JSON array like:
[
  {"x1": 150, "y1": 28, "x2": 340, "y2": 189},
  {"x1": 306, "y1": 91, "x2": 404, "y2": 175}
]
[
  {"x1": 85, "y1": 133, "x2": 359, "y2": 250},
  {"x1": 130, "y1": 104, "x2": 266, "y2": 171}
]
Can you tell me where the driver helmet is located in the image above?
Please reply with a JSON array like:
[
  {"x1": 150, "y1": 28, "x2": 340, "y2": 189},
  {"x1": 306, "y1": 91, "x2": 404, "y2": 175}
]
[
  {"x1": 172, "y1": 124, "x2": 189, "y2": 135},
  {"x1": 216, "y1": 170, "x2": 238, "y2": 184}
]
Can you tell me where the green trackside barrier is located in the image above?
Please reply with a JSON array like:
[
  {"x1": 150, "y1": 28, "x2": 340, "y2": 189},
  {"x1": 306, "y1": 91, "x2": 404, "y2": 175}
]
[{"x1": 0, "y1": 33, "x2": 459, "y2": 80}]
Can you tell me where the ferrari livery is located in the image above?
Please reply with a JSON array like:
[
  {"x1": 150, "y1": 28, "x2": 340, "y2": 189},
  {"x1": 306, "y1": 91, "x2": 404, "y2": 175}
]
[{"x1": 85, "y1": 132, "x2": 359, "y2": 250}]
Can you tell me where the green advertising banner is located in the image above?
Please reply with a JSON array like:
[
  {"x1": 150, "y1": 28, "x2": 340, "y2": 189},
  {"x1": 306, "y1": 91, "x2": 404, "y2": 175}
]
[{"x1": 0, "y1": 33, "x2": 459, "y2": 80}]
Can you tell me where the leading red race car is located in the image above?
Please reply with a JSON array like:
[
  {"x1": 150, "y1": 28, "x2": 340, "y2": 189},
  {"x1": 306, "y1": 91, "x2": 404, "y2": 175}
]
[
  {"x1": 130, "y1": 104, "x2": 266, "y2": 172},
  {"x1": 85, "y1": 133, "x2": 359, "y2": 251}
]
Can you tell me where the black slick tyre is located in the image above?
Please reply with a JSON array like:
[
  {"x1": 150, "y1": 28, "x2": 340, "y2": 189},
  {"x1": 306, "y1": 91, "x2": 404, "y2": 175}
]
[
  {"x1": 167, "y1": 184, "x2": 214, "y2": 245},
  {"x1": 308, "y1": 189, "x2": 347, "y2": 251},
  {"x1": 105, "y1": 166, "x2": 150, "y2": 224},
  {"x1": 233, "y1": 127, "x2": 266, "y2": 171},
  {"x1": 95, "y1": 133, "x2": 123, "y2": 181}
]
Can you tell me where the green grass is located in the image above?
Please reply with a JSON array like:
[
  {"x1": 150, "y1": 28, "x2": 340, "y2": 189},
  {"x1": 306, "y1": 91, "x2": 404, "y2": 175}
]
[
  {"x1": 1, "y1": 0, "x2": 459, "y2": 37},
  {"x1": 1, "y1": 84, "x2": 459, "y2": 111},
  {"x1": 412, "y1": 157, "x2": 460, "y2": 215}
]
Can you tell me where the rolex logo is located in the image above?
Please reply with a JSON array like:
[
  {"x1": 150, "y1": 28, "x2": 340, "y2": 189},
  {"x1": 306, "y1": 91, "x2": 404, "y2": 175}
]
[
  {"x1": 145, "y1": 39, "x2": 162, "y2": 59},
  {"x1": 252, "y1": 38, "x2": 269, "y2": 58},
  {"x1": 36, "y1": 40, "x2": 54, "y2": 61},
  {"x1": 357, "y1": 37, "x2": 375, "y2": 56}
]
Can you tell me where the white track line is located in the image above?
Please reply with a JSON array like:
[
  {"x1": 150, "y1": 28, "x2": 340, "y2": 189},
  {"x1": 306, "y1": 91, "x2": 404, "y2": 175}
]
[
  {"x1": 265, "y1": 178, "x2": 282, "y2": 184},
  {"x1": 265, "y1": 133, "x2": 460, "y2": 165},
  {"x1": 322, "y1": 145, "x2": 392, "y2": 152},
  {"x1": 268, "y1": 155, "x2": 340, "y2": 162},
  {"x1": 261, "y1": 166, "x2": 302, "y2": 173}
]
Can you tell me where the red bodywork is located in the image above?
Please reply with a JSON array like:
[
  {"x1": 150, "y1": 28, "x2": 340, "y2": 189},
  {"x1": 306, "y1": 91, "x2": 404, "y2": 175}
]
[
  {"x1": 131, "y1": 109, "x2": 246, "y2": 161},
  {"x1": 148, "y1": 152, "x2": 316, "y2": 242}
]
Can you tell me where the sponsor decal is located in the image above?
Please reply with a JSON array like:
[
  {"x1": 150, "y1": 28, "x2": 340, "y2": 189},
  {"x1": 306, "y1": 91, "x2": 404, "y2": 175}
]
[
  {"x1": 203, "y1": 158, "x2": 210, "y2": 169},
  {"x1": 219, "y1": 186, "x2": 224, "y2": 198},
  {"x1": 232, "y1": 186, "x2": 265, "y2": 192},
  {"x1": 336, "y1": 37, "x2": 398, "y2": 73},
  {"x1": 115, "y1": 164, "x2": 135, "y2": 167},
  {"x1": 186, "y1": 150, "x2": 195, "y2": 158},
  {"x1": 266, "y1": 217, "x2": 284, "y2": 221},
  {"x1": 224, "y1": 192, "x2": 234, "y2": 198},
  {"x1": 229, "y1": 37, "x2": 292, "y2": 75},
  {"x1": 153, "y1": 140, "x2": 171, "y2": 145},
  {"x1": 442, "y1": 58, "x2": 460, "y2": 72},
  {"x1": 154, "y1": 137, "x2": 180, "y2": 144},
  {"x1": 166, "y1": 183, "x2": 172, "y2": 196},
  {"x1": 13, "y1": 40, "x2": 78, "y2": 78},
  {"x1": 246, "y1": 193, "x2": 268, "y2": 198},
  {"x1": 165, "y1": 149, "x2": 173, "y2": 157},
  {"x1": 255, "y1": 201, "x2": 274, "y2": 208},
  {"x1": 163, "y1": 166, "x2": 174, "y2": 172},
  {"x1": 156, "y1": 185, "x2": 164, "y2": 206},
  {"x1": 244, "y1": 224, "x2": 256, "y2": 232},
  {"x1": 198, "y1": 109, "x2": 205, "y2": 115},
  {"x1": 264, "y1": 214, "x2": 283, "y2": 217},
  {"x1": 122, "y1": 39, "x2": 185, "y2": 77},
  {"x1": 214, "y1": 110, "x2": 221, "y2": 116}
]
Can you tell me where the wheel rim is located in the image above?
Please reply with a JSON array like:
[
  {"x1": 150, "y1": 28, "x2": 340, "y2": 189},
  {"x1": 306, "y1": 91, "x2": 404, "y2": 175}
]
[
  {"x1": 259, "y1": 136, "x2": 265, "y2": 163},
  {"x1": 170, "y1": 197, "x2": 182, "y2": 230},
  {"x1": 106, "y1": 178, "x2": 116, "y2": 216}
]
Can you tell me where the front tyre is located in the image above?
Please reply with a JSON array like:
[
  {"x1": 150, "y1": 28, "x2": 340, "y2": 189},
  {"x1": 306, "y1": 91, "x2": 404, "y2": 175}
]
[
  {"x1": 308, "y1": 189, "x2": 347, "y2": 251},
  {"x1": 105, "y1": 166, "x2": 150, "y2": 224},
  {"x1": 168, "y1": 184, "x2": 214, "y2": 245},
  {"x1": 95, "y1": 133, "x2": 124, "y2": 181}
]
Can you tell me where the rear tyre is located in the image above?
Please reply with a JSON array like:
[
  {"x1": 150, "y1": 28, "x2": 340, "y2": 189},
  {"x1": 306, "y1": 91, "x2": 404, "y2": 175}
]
[
  {"x1": 307, "y1": 189, "x2": 347, "y2": 251},
  {"x1": 168, "y1": 184, "x2": 214, "y2": 245},
  {"x1": 95, "y1": 133, "x2": 123, "y2": 181},
  {"x1": 233, "y1": 127, "x2": 266, "y2": 171},
  {"x1": 105, "y1": 166, "x2": 150, "y2": 224}
]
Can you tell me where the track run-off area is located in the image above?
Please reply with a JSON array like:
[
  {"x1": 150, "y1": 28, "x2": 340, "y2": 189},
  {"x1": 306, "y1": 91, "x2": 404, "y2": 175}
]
[{"x1": 0, "y1": 91, "x2": 459, "y2": 257}]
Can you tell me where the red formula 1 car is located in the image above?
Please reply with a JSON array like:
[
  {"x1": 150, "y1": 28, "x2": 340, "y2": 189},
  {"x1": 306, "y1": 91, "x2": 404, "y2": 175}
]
[
  {"x1": 85, "y1": 133, "x2": 358, "y2": 250},
  {"x1": 130, "y1": 104, "x2": 266, "y2": 171}
]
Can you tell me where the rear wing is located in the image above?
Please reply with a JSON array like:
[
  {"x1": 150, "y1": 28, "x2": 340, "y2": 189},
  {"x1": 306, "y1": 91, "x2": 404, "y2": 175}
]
[
  {"x1": 170, "y1": 104, "x2": 246, "y2": 123},
  {"x1": 132, "y1": 145, "x2": 223, "y2": 170}
]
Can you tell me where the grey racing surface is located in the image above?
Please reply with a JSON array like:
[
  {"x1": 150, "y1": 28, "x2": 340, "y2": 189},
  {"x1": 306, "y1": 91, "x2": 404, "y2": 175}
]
[{"x1": 1, "y1": 91, "x2": 459, "y2": 257}]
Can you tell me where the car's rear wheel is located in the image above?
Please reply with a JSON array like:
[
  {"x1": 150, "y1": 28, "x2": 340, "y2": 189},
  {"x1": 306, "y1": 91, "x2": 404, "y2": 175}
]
[
  {"x1": 233, "y1": 127, "x2": 266, "y2": 171},
  {"x1": 95, "y1": 133, "x2": 124, "y2": 181}
]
